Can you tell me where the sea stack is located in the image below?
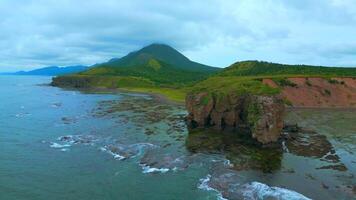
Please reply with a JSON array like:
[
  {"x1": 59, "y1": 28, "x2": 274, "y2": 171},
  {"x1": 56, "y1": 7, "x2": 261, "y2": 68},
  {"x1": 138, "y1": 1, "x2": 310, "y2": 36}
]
[{"x1": 185, "y1": 92, "x2": 285, "y2": 145}]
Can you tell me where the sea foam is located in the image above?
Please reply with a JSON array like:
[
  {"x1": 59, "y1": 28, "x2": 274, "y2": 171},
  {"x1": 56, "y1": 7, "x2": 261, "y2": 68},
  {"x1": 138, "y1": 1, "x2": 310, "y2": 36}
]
[
  {"x1": 198, "y1": 175, "x2": 228, "y2": 200},
  {"x1": 198, "y1": 174, "x2": 311, "y2": 200},
  {"x1": 50, "y1": 142, "x2": 71, "y2": 148},
  {"x1": 240, "y1": 182, "x2": 312, "y2": 200},
  {"x1": 141, "y1": 164, "x2": 170, "y2": 174}
]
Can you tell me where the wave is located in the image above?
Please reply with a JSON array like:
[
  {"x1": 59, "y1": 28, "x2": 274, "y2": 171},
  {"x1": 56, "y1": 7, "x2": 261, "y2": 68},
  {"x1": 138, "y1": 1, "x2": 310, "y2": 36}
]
[
  {"x1": 50, "y1": 142, "x2": 71, "y2": 148},
  {"x1": 15, "y1": 112, "x2": 31, "y2": 118},
  {"x1": 100, "y1": 143, "x2": 156, "y2": 160},
  {"x1": 198, "y1": 175, "x2": 228, "y2": 200},
  {"x1": 99, "y1": 147, "x2": 126, "y2": 160},
  {"x1": 198, "y1": 174, "x2": 311, "y2": 200},
  {"x1": 140, "y1": 164, "x2": 170, "y2": 174},
  {"x1": 240, "y1": 182, "x2": 311, "y2": 200}
]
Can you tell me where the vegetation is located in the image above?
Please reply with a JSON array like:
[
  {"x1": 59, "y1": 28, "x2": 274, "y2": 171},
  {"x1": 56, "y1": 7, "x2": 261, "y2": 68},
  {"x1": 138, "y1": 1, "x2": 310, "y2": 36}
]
[
  {"x1": 200, "y1": 95, "x2": 211, "y2": 105},
  {"x1": 218, "y1": 61, "x2": 356, "y2": 77},
  {"x1": 305, "y1": 78, "x2": 312, "y2": 86},
  {"x1": 282, "y1": 98, "x2": 293, "y2": 106},
  {"x1": 324, "y1": 89, "x2": 331, "y2": 96},
  {"x1": 52, "y1": 45, "x2": 356, "y2": 103},
  {"x1": 52, "y1": 44, "x2": 223, "y2": 102},
  {"x1": 106, "y1": 44, "x2": 220, "y2": 73},
  {"x1": 190, "y1": 76, "x2": 280, "y2": 96},
  {"x1": 326, "y1": 78, "x2": 345, "y2": 85},
  {"x1": 52, "y1": 75, "x2": 187, "y2": 102},
  {"x1": 247, "y1": 101, "x2": 262, "y2": 129},
  {"x1": 80, "y1": 60, "x2": 211, "y2": 87},
  {"x1": 272, "y1": 77, "x2": 297, "y2": 87},
  {"x1": 119, "y1": 87, "x2": 187, "y2": 103}
]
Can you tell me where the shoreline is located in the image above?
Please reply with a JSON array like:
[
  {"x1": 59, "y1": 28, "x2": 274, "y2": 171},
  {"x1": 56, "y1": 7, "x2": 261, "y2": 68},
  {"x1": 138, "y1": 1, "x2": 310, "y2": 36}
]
[{"x1": 48, "y1": 84, "x2": 185, "y2": 106}]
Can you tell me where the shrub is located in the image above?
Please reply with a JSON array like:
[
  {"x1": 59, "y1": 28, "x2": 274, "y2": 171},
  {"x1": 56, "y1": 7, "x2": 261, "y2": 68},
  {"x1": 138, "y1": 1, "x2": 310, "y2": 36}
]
[
  {"x1": 272, "y1": 78, "x2": 297, "y2": 87},
  {"x1": 283, "y1": 98, "x2": 293, "y2": 106},
  {"x1": 324, "y1": 89, "x2": 331, "y2": 96},
  {"x1": 305, "y1": 78, "x2": 312, "y2": 87}
]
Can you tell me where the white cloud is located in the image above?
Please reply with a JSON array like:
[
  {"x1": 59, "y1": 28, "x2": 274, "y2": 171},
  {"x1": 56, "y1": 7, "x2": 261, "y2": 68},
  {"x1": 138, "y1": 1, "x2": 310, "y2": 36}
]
[{"x1": 0, "y1": 0, "x2": 356, "y2": 71}]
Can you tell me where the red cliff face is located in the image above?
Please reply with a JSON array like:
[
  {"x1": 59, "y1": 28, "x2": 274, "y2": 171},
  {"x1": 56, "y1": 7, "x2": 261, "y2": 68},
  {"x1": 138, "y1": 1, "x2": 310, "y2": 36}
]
[
  {"x1": 263, "y1": 77, "x2": 356, "y2": 108},
  {"x1": 185, "y1": 92, "x2": 285, "y2": 145}
]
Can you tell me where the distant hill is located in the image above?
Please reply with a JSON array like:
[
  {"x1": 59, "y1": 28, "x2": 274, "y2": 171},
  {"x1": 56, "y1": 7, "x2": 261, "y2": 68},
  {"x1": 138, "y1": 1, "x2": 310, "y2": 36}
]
[
  {"x1": 3, "y1": 65, "x2": 88, "y2": 76},
  {"x1": 218, "y1": 61, "x2": 356, "y2": 77},
  {"x1": 103, "y1": 44, "x2": 219, "y2": 73},
  {"x1": 77, "y1": 44, "x2": 221, "y2": 86}
]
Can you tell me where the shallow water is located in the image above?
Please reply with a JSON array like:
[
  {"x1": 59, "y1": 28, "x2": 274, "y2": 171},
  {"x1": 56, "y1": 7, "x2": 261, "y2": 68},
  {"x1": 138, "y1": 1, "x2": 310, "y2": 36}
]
[{"x1": 0, "y1": 76, "x2": 355, "y2": 200}]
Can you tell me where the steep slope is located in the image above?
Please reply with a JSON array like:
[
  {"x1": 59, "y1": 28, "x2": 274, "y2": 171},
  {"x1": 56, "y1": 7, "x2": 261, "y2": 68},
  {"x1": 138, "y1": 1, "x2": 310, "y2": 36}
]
[
  {"x1": 54, "y1": 44, "x2": 221, "y2": 87},
  {"x1": 52, "y1": 44, "x2": 221, "y2": 102},
  {"x1": 80, "y1": 58, "x2": 211, "y2": 86},
  {"x1": 104, "y1": 44, "x2": 220, "y2": 73},
  {"x1": 263, "y1": 77, "x2": 356, "y2": 107}
]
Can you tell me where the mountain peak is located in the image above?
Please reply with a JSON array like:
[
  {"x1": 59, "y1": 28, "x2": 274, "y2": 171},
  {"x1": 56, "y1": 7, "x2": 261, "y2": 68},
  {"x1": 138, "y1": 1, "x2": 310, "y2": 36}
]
[
  {"x1": 143, "y1": 43, "x2": 173, "y2": 49},
  {"x1": 104, "y1": 43, "x2": 219, "y2": 72}
]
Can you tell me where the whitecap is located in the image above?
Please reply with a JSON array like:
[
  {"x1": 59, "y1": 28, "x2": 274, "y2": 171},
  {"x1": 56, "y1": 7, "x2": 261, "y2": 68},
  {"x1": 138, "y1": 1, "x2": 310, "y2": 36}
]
[
  {"x1": 223, "y1": 159, "x2": 234, "y2": 168},
  {"x1": 15, "y1": 113, "x2": 31, "y2": 118},
  {"x1": 51, "y1": 102, "x2": 62, "y2": 108},
  {"x1": 60, "y1": 148, "x2": 70, "y2": 152},
  {"x1": 50, "y1": 142, "x2": 71, "y2": 148},
  {"x1": 99, "y1": 147, "x2": 126, "y2": 160},
  {"x1": 282, "y1": 140, "x2": 289, "y2": 153},
  {"x1": 198, "y1": 175, "x2": 228, "y2": 200},
  {"x1": 241, "y1": 182, "x2": 311, "y2": 200},
  {"x1": 141, "y1": 164, "x2": 169, "y2": 174}
]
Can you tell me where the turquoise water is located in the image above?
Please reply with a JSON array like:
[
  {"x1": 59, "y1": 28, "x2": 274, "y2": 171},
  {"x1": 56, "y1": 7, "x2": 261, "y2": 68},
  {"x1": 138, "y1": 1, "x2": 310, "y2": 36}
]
[{"x1": 0, "y1": 76, "x2": 355, "y2": 200}]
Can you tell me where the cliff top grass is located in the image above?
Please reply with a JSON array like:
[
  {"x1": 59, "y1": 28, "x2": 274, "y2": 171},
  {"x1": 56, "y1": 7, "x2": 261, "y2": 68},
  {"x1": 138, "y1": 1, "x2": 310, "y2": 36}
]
[
  {"x1": 218, "y1": 61, "x2": 356, "y2": 78},
  {"x1": 190, "y1": 76, "x2": 280, "y2": 96}
]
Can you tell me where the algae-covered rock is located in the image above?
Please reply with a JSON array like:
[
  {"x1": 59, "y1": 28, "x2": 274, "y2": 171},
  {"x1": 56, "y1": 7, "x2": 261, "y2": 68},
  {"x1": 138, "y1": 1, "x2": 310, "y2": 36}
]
[{"x1": 186, "y1": 92, "x2": 285, "y2": 145}]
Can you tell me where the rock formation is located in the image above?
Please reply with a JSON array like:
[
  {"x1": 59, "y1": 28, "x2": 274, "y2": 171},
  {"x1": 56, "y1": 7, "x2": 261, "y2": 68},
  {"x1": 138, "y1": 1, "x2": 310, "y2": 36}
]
[{"x1": 185, "y1": 92, "x2": 285, "y2": 144}]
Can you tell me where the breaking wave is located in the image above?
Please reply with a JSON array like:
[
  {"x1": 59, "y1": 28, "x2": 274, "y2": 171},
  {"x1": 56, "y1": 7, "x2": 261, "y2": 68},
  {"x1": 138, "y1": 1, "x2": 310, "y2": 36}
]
[{"x1": 198, "y1": 174, "x2": 311, "y2": 200}]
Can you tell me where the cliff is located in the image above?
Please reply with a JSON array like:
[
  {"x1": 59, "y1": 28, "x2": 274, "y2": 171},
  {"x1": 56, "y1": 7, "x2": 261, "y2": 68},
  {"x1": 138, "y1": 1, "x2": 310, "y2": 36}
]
[
  {"x1": 186, "y1": 92, "x2": 285, "y2": 145},
  {"x1": 263, "y1": 77, "x2": 356, "y2": 107}
]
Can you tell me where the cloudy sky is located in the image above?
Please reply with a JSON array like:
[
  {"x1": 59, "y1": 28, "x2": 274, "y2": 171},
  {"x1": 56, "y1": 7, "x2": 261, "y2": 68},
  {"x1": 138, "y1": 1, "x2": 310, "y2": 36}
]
[{"x1": 1, "y1": 0, "x2": 356, "y2": 71}]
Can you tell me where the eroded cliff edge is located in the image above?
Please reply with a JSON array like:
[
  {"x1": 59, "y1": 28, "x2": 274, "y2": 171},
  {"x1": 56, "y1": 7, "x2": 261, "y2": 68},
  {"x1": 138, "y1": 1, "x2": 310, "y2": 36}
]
[{"x1": 186, "y1": 92, "x2": 285, "y2": 145}]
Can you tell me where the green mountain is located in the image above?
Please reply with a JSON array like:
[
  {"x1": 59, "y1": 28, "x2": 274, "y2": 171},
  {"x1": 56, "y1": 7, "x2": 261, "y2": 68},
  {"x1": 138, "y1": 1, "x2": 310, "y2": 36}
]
[
  {"x1": 218, "y1": 60, "x2": 356, "y2": 77},
  {"x1": 52, "y1": 44, "x2": 221, "y2": 102},
  {"x1": 104, "y1": 44, "x2": 219, "y2": 72},
  {"x1": 78, "y1": 44, "x2": 220, "y2": 86}
]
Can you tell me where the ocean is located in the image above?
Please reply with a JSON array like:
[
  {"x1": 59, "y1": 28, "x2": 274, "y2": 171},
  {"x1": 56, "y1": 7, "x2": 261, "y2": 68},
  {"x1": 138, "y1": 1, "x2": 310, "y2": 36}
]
[{"x1": 0, "y1": 76, "x2": 355, "y2": 200}]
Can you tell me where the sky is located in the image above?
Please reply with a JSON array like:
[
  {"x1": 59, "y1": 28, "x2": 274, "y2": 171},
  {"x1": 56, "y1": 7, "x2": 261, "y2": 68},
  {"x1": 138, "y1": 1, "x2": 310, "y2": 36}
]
[{"x1": 1, "y1": 0, "x2": 356, "y2": 71}]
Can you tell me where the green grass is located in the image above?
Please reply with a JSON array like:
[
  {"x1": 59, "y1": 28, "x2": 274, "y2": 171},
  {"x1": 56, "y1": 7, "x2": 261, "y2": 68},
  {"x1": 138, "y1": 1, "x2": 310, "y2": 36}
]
[
  {"x1": 190, "y1": 76, "x2": 280, "y2": 96},
  {"x1": 218, "y1": 61, "x2": 356, "y2": 77},
  {"x1": 80, "y1": 61, "x2": 212, "y2": 87},
  {"x1": 52, "y1": 75, "x2": 187, "y2": 103},
  {"x1": 53, "y1": 59, "x2": 356, "y2": 104},
  {"x1": 119, "y1": 87, "x2": 187, "y2": 103}
]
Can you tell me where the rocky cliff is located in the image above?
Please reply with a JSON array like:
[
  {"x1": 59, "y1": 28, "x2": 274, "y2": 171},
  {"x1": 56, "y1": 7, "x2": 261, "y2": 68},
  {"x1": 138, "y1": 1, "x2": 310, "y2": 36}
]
[
  {"x1": 263, "y1": 77, "x2": 356, "y2": 107},
  {"x1": 186, "y1": 92, "x2": 285, "y2": 145},
  {"x1": 51, "y1": 75, "x2": 94, "y2": 88}
]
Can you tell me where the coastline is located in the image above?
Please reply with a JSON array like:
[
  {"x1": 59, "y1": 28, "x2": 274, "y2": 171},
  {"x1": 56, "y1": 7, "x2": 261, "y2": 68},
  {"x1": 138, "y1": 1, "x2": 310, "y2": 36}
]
[{"x1": 49, "y1": 85, "x2": 186, "y2": 105}]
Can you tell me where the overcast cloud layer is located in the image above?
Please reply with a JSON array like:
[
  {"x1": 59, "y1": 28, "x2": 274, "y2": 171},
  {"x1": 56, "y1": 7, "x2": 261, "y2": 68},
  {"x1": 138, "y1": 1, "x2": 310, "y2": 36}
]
[{"x1": 1, "y1": 0, "x2": 356, "y2": 71}]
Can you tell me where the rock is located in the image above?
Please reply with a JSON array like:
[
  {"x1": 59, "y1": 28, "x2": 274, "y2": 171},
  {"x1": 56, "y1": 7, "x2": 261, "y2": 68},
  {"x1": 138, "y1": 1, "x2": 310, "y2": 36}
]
[{"x1": 186, "y1": 92, "x2": 285, "y2": 145}]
